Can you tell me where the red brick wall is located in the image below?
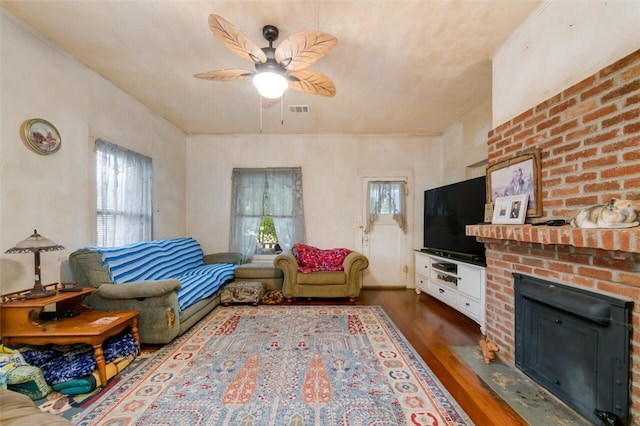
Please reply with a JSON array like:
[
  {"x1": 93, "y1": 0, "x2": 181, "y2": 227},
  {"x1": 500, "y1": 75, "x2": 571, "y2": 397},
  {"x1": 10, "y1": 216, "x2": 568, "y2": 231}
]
[
  {"x1": 476, "y1": 238, "x2": 640, "y2": 351},
  {"x1": 480, "y1": 48, "x2": 640, "y2": 421},
  {"x1": 488, "y1": 49, "x2": 640, "y2": 216}
]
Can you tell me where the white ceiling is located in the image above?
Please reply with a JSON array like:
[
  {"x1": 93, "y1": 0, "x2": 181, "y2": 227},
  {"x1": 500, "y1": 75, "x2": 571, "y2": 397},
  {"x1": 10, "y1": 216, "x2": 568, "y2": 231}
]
[{"x1": 2, "y1": 1, "x2": 542, "y2": 135}]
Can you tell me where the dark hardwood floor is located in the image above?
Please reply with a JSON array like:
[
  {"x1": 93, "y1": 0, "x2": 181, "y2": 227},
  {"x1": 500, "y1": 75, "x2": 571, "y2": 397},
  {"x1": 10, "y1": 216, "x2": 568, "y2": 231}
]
[{"x1": 357, "y1": 288, "x2": 527, "y2": 425}]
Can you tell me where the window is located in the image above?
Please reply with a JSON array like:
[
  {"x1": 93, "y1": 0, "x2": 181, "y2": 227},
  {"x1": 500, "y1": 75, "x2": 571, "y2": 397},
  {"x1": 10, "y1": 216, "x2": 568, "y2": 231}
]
[
  {"x1": 364, "y1": 180, "x2": 407, "y2": 234},
  {"x1": 95, "y1": 139, "x2": 153, "y2": 247},
  {"x1": 257, "y1": 217, "x2": 278, "y2": 254},
  {"x1": 229, "y1": 168, "x2": 305, "y2": 262}
]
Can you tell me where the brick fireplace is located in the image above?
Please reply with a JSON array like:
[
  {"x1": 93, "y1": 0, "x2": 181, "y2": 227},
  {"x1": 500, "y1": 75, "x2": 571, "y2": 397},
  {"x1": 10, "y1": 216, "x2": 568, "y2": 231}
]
[{"x1": 467, "y1": 48, "x2": 640, "y2": 422}]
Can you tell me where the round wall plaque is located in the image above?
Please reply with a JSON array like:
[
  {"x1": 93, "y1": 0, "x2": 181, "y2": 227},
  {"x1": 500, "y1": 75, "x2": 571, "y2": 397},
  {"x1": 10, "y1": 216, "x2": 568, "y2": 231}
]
[{"x1": 20, "y1": 118, "x2": 61, "y2": 155}]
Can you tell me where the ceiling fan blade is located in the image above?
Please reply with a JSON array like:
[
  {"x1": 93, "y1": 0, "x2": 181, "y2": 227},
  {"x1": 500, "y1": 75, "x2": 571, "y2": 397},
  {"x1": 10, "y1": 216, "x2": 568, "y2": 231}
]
[
  {"x1": 275, "y1": 31, "x2": 337, "y2": 71},
  {"x1": 208, "y1": 14, "x2": 267, "y2": 64},
  {"x1": 288, "y1": 70, "x2": 336, "y2": 97},
  {"x1": 193, "y1": 69, "x2": 254, "y2": 81}
]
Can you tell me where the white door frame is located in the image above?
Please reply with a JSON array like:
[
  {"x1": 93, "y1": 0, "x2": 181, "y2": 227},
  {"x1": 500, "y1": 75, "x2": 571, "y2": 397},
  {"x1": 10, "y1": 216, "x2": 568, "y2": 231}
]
[{"x1": 356, "y1": 170, "x2": 413, "y2": 288}]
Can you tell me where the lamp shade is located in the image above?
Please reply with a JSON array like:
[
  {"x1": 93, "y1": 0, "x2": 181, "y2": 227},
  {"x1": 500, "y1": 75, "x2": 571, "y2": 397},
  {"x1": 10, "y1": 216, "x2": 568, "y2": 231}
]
[
  {"x1": 5, "y1": 229, "x2": 64, "y2": 299},
  {"x1": 6, "y1": 229, "x2": 65, "y2": 253},
  {"x1": 252, "y1": 72, "x2": 288, "y2": 99}
]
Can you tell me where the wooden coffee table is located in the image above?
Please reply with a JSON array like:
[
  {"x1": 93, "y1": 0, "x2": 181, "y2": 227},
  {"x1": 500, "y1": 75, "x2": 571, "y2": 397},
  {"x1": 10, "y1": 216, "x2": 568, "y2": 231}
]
[{"x1": 1, "y1": 287, "x2": 140, "y2": 387}]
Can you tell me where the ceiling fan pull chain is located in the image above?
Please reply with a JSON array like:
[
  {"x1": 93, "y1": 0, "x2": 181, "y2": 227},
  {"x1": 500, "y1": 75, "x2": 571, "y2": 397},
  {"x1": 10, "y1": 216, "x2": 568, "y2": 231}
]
[
  {"x1": 260, "y1": 96, "x2": 263, "y2": 134},
  {"x1": 281, "y1": 96, "x2": 284, "y2": 126}
]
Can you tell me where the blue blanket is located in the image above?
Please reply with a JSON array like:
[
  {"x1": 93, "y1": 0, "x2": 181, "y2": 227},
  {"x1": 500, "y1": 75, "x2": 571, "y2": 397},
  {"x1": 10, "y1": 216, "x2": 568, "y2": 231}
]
[
  {"x1": 21, "y1": 332, "x2": 139, "y2": 386},
  {"x1": 96, "y1": 238, "x2": 236, "y2": 311}
]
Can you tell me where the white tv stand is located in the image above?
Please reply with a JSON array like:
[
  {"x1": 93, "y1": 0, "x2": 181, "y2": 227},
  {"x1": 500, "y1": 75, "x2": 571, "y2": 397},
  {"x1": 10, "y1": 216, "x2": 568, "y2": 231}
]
[{"x1": 414, "y1": 251, "x2": 486, "y2": 334}]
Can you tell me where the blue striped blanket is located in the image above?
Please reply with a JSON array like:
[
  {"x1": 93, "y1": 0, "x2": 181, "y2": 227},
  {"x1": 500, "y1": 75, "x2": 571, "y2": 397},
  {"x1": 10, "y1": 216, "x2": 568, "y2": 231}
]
[{"x1": 96, "y1": 238, "x2": 236, "y2": 311}]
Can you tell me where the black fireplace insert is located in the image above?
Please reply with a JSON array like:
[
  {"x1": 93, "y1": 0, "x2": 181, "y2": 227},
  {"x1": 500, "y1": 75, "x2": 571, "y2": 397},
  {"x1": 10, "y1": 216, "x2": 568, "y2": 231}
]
[{"x1": 513, "y1": 273, "x2": 633, "y2": 424}]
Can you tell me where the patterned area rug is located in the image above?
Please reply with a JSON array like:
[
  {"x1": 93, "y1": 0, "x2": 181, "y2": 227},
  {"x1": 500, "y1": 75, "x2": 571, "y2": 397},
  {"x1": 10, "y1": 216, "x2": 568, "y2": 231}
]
[{"x1": 72, "y1": 305, "x2": 472, "y2": 425}]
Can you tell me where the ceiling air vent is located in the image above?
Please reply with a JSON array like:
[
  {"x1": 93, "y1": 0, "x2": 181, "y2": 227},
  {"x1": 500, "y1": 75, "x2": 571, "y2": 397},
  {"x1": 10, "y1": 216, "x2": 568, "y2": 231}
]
[{"x1": 288, "y1": 105, "x2": 310, "y2": 114}]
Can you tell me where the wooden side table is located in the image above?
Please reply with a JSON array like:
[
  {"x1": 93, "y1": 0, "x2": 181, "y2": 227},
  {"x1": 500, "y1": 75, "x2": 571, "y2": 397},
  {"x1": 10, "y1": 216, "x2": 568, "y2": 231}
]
[{"x1": 1, "y1": 287, "x2": 140, "y2": 387}]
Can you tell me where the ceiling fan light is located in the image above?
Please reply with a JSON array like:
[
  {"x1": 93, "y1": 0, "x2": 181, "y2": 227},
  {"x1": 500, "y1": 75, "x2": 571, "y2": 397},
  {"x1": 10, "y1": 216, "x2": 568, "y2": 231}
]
[{"x1": 253, "y1": 72, "x2": 288, "y2": 99}]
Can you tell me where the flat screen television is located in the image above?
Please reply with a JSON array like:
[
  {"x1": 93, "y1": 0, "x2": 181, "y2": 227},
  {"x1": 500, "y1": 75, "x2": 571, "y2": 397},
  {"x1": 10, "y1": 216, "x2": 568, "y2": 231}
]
[{"x1": 423, "y1": 176, "x2": 486, "y2": 265}]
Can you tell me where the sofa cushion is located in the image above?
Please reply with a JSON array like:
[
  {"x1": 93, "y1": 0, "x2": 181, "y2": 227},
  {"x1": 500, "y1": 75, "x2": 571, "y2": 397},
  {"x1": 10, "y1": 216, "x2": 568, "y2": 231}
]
[
  {"x1": 297, "y1": 271, "x2": 347, "y2": 285},
  {"x1": 235, "y1": 263, "x2": 284, "y2": 279},
  {"x1": 293, "y1": 244, "x2": 352, "y2": 273}
]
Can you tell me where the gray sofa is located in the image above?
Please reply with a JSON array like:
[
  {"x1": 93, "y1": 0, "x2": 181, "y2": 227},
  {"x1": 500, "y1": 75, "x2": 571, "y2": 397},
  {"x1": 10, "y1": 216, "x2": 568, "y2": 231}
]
[{"x1": 66, "y1": 239, "x2": 242, "y2": 344}]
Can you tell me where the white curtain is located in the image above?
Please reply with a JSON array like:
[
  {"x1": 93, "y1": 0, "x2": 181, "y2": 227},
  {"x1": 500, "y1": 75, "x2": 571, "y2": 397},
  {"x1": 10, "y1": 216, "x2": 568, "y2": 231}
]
[
  {"x1": 229, "y1": 168, "x2": 305, "y2": 262},
  {"x1": 266, "y1": 168, "x2": 306, "y2": 252},
  {"x1": 364, "y1": 180, "x2": 406, "y2": 234},
  {"x1": 95, "y1": 139, "x2": 153, "y2": 247}
]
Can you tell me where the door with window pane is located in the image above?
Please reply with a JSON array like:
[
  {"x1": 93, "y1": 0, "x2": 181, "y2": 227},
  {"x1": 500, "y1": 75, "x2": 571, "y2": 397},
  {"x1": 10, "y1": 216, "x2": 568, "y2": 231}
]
[{"x1": 360, "y1": 178, "x2": 408, "y2": 288}]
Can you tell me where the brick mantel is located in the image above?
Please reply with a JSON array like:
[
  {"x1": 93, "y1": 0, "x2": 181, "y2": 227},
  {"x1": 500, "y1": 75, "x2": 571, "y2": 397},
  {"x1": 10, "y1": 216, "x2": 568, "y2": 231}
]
[{"x1": 467, "y1": 224, "x2": 640, "y2": 253}]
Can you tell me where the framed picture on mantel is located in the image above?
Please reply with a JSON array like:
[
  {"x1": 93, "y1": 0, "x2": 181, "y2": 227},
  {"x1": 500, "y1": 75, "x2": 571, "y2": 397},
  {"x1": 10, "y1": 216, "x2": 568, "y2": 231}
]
[
  {"x1": 487, "y1": 149, "x2": 542, "y2": 218},
  {"x1": 492, "y1": 194, "x2": 529, "y2": 225}
]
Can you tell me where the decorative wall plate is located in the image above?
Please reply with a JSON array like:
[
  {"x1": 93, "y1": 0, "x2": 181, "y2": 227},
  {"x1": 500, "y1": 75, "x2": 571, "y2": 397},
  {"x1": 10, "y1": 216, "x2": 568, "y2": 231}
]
[{"x1": 20, "y1": 118, "x2": 61, "y2": 155}]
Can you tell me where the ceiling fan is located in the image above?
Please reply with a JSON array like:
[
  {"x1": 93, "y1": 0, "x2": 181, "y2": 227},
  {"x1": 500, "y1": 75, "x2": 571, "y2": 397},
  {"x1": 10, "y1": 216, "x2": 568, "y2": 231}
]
[{"x1": 194, "y1": 14, "x2": 338, "y2": 100}]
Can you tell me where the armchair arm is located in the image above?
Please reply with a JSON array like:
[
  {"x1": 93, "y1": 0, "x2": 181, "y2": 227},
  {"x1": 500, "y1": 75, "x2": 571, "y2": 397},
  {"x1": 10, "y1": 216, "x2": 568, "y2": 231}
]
[
  {"x1": 274, "y1": 251, "x2": 299, "y2": 296},
  {"x1": 343, "y1": 251, "x2": 369, "y2": 277},
  {"x1": 343, "y1": 251, "x2": 369, "y2": 297},
  {"x1": 95, "y1": 279, "x2": 181, "y2": 300},
  {"x1": 204, "y1": 252, "x2": 243, "y2": 265}
]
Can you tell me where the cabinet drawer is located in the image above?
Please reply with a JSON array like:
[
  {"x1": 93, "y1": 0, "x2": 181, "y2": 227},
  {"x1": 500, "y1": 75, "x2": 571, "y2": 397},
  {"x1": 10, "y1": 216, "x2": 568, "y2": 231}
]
[
  {"x1": 459, "y1": 293, "x2": 481, "y2": 318},
  {"x1": 415, "y1": 253, "x2": 430, "y2": 276},
  {"x1": 429, "y1": 281, "x2": 457, "y2": 305},
  {"x1": 416, "y1": 274, "x2": 429, "y2": 292}
]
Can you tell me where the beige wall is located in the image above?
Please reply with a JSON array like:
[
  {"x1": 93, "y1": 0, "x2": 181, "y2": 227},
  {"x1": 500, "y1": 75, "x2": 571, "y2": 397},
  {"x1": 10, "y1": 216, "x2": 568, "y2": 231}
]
[
  {"x1": 185, "y1": 133, "x2": 444, "y2": 256},
  {"x1": 440, "y1": 100, "x2": 491, "y2": 185},
  {"x1": 0, "y1": 11, "x2": 187, "y2": 294},
  {"x1": 493, "y1": 0, "x2": 640, "y2": 126}
]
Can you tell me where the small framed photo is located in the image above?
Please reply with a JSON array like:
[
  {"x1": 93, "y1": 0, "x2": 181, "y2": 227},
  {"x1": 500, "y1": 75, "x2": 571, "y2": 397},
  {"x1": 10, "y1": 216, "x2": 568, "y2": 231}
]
[
  {"x1": 486, "y1": 149, "x2": 541, "y2": 217},
  {"x1": 484, "y1": 203, "x2": 494, "y2": 223},
  {"x1": 20, "y1": 118, "x2": 61, "y2": 155},
  {"x1": 492, "y1": 194, "x2": 529, "y2": 224}
]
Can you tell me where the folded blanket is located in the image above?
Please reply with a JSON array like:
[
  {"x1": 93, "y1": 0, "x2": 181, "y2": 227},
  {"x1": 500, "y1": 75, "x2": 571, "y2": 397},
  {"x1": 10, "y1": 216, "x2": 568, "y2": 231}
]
[
  {"x1": 5, "y1": 365, "x2": 51, "y2": 400},
  {"x1": 51, "y1": 352, "x2": 137, "y2": 395},
  {"x1": 103, "y1": 332, "x2": 139, "y2": 363},
  {"x1": 20, "y1": 331, "x2": 139, "y2": 385},
  {"x1": 51, "y1": 375, "x2": 96, "y2": 395},
  {"x1": 0, "y1": 345, "x2": 27, "y2": 388},
  {"x1": 1, "y1": 345, "x2": 51, "y2": 399},
  {"x1": 41, "y1": 346, "x2": 96, "y2": 385}
]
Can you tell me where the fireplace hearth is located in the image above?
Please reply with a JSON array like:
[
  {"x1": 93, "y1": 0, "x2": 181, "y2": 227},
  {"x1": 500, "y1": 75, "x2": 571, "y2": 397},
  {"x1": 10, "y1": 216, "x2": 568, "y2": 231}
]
[{"x1": 514, "y1": 273, "x2": 633, "y2": 424}]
